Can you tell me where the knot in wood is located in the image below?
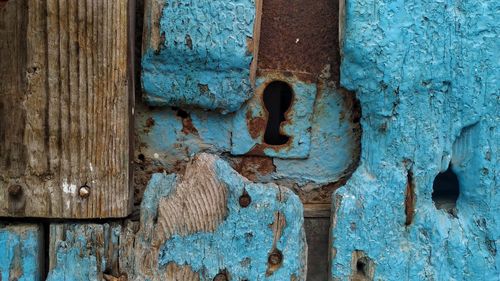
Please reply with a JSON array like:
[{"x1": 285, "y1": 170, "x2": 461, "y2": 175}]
[
  {"x1": 213, "y1": 272, "x2": 228, "y2": 281},
  {"x1": 8, "y1": 184, "x2": 23, "y2": 198}
]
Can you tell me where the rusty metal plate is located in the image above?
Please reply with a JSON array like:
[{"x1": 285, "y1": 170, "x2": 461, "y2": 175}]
[{"x1": 258, "y1": 0, "x2": 340, "y2": 83}]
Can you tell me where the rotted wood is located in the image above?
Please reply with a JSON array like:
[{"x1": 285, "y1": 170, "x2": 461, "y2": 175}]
[{"x1": 0, "y1": 0, "x2": 134, "y2": 218}]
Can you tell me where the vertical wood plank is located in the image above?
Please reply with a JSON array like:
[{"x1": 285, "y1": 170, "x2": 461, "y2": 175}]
[
  {"x1": 47, "y1": 223, "x2": 127, "y2": 281},
  {"x1": 0, "y1": 0, "x2": 133, "y2": 218},
  {"x1": 0, "y1": 224, "x2": 42, "y2": 281}
]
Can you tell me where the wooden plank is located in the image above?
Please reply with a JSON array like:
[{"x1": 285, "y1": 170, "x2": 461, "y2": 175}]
[
  {"x1": 0, "y1": 0, "x2": 133, "y2": 218},
  {"x1": 0, "y1": 223, "x2": 43, "y2": 281},
  {"x1": 304, "y1": 203, "x2": 331, "y2": 218},
  {"x1": 305, "y1": 218, "x2": 330, "y2": 281},
  {"x1": 133, "y1": 153, "x2": 307, "y2": 280},
  {"x1": 47, "y1": 222, "x2": 128, "y2": 281}
]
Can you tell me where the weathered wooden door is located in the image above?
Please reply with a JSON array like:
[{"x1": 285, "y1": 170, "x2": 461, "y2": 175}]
[
  {"x1": 0, "y1": 0, "x2": 134, "y2": 219},
  {"x1": 1, "y1": 0, "x2": 498, "y2": 280}
]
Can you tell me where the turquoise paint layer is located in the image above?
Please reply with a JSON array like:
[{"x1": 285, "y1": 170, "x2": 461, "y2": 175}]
[
  {"x1": 46, "y1": 224, "x2": 122, "y2": 281},
  {"x1": 332, "y1": 0, "x2": 499, "y2": 279},
  {"x1": 0, "y1": 225, "x2": 40, "y2": 281},
  {"x1": 137, "y1": 105, "x2": 232, "y2": 169},
  {"x1": 273, "y1": 86, "x2": 360, "y2": 185},
  {"x1": 142, "y1": 0, "x2": 257, "y2": 113},
  {"x1": 140, "y1": 172, "x2": 177, "y2": 224},
  {"x1": 151, "y1": 156, "x2": 307, "y2": 280},
  {"x1": 137, "y1": 84, "x2": 359, "y2": 186}
]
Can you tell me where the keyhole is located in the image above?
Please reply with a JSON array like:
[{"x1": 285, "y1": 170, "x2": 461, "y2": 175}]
[{"x1": 263, "y1": 81, "x2": 293, "y2": 145}]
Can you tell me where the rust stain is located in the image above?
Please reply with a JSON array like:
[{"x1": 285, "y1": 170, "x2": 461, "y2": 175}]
[
  {"x1": 266, "y1": 212, "x2": 286, "y2": 276},
  {"x1": 258, "y1": 0, "x2": 340, "y2": 83},
  {"x1": 174, "y1": 108, "x2": 199, "y2": 136},
  {"x1": 246, "y1": 107, "x2": 266, "y2": 139},
  {"x1": 143, "y1": 117, "x2": 156, "y2": 134},
  {"x1": 233, "y1": 156, "x2": 276, "y2": 181},
  {"x1": 245, "y1": 36, "x2": 254, "y2": 55},
  {"x1": 197, "y1": 83, "x2": 209, "y2": 94},
  {"x1": 185, "y1": 34, "x2": 193, "y2": 50},
  {"x1": 181, "y1": 118, "x2": 198, "y2": 136},
  {"x1": 405, "y1": 170, "x2": 416, "y2": 226}
]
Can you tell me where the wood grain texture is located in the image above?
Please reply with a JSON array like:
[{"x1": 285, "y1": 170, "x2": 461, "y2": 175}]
[
  {"x1": 133, "y1": 154, "x2": 307, "y2": 280},
  {"x1": 153, "y1": 154, "x2": 228, "y2": 244},
  {"x1": 0, "y1": 0, "x2": 133, "y2": 218}
]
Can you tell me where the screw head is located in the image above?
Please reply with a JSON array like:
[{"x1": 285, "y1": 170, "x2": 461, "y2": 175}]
[
  {"x1": 239, "y1": 193, "x2": 251, "y2": 208},
  {"x1": 8, "y1": 184, "x2": 23, "y2": 198},
  {"x1": 268, "y1": 250, "x2": 283, "y2": 266},
  {"x1": 79, "y1": 186, "x2": 90, "y2": 198},
  {"x1": 213, "y1": 273, "x2": 228, "y2": 281}
]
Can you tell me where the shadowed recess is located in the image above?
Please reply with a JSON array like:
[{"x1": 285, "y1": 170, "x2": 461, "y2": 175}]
[
  {"x1": 263, "y1": 81, "x2": 293, "y2": 145},
  {"x1": 432, "y1": 166, "x2": 460, "y2": 214}
]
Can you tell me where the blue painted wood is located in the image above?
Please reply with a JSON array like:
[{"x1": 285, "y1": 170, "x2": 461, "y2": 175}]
[
  {"x1": 142, "y1": 0, "x2": 260, "y2": 113},
  {"x1": 134, "y1": 153, "x2": 307, "y2": 280},
  {"x1": 331, "y1": 0, "x2": 500, "y2": 279},
  {"x1": 46, "y1": 223, "x2": 122, "y2": 281},
  {"x1": 0, "y1": 224, "x2": 41, "y2": 281}
]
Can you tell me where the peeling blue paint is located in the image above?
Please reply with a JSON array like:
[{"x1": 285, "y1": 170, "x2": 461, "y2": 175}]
[
  {"x1": 153, "y1": 156, "x2": 307, "y2": 280},
  {"x1": 137, "y1": 84, "x2": 359, "y2": 187},
  {"x1": 273, "y1": 86, "x2": 360, "y2": 185},
  {"x1": 137, "y1": 106, "x2": 232, "y2": 169},
  {"x1": 46, "y1": 232, "x2": 99, "y2": 281},
  {"x1": 0, "y1": 225, "x2": 40, "y2": 281},
  {"x1": 331, "y1": 0, "x2": 500, "y2": 279},
  {"x1": 46, "y1": 224, "x2": 122, "y2": 281},
  {"x1": 142, "y1": 0, "x2": 258, "y2": 113},
  {"x1": 141, "y1": 172, "x2": 177, "y2": 223}
]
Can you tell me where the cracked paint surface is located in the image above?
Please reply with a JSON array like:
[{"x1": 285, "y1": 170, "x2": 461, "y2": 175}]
[
  {"x1": 331, "y1": 0, "x2": 499, "y2": 279},
  {"x1": 141, "y1": 154, "x2": 307, "y2": 280},
  {"x1": 136, "y1": 82, "x2": 360, "y2": 188},
  {"x1": 142, "y1": 0, "x2": 258, "y2": 113}
]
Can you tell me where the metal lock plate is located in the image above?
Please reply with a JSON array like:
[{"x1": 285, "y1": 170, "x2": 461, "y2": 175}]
[{"x1": 231, "y1": 73, "x2": 316, "y2": 159}]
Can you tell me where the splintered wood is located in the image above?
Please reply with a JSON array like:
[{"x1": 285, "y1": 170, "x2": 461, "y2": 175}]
[{"x1": 0, "y1": 0, "x2": 133, "y2": 218}]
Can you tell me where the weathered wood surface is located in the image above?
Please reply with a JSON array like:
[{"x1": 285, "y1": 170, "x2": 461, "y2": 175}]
[
  {"x1": 0, "y1": 224, "x2": 42, "y2": 281},
  {"x1": 47, "y1": 223, "x2": 129, "y2": 281},
  {"x1": 0, "y1": 0, "x2": 133, "y2": 218},
  {"x1": 133, "y1": 153, "x2": 307, "y2": 281}
]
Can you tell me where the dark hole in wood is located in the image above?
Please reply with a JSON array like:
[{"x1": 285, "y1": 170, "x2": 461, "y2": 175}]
[
  {"x1": 356, "y1": 258, "x2": 368, "y2": 276},
  {"x1": 138, "y1": 153, "x2": 145, "y2": 162},
  {"x1": 176, "y1": 108, "x2": 189, "y2": 119},
  {"x1": 432, "y1": 165, "x2": 459, "y2": 215},
  {"x1": 263, "y1": 81, "x2": 292, "y2": 145}
]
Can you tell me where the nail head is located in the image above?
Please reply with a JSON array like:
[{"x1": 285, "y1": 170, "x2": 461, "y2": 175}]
[
  {"x1": 79, "y1": 186, "x2": 90, "y2": 198},
  {"x1": 239, "y1": 194, "x2": 251, "y2": 208},
  {"x1": 8, "y1": 184, "x2": 23, "y2": 197}
]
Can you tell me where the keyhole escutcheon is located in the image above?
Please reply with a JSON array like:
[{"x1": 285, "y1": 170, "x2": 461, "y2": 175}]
[{"x1": 263, "y1": 81, "x2": 293, "y2": 145}]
